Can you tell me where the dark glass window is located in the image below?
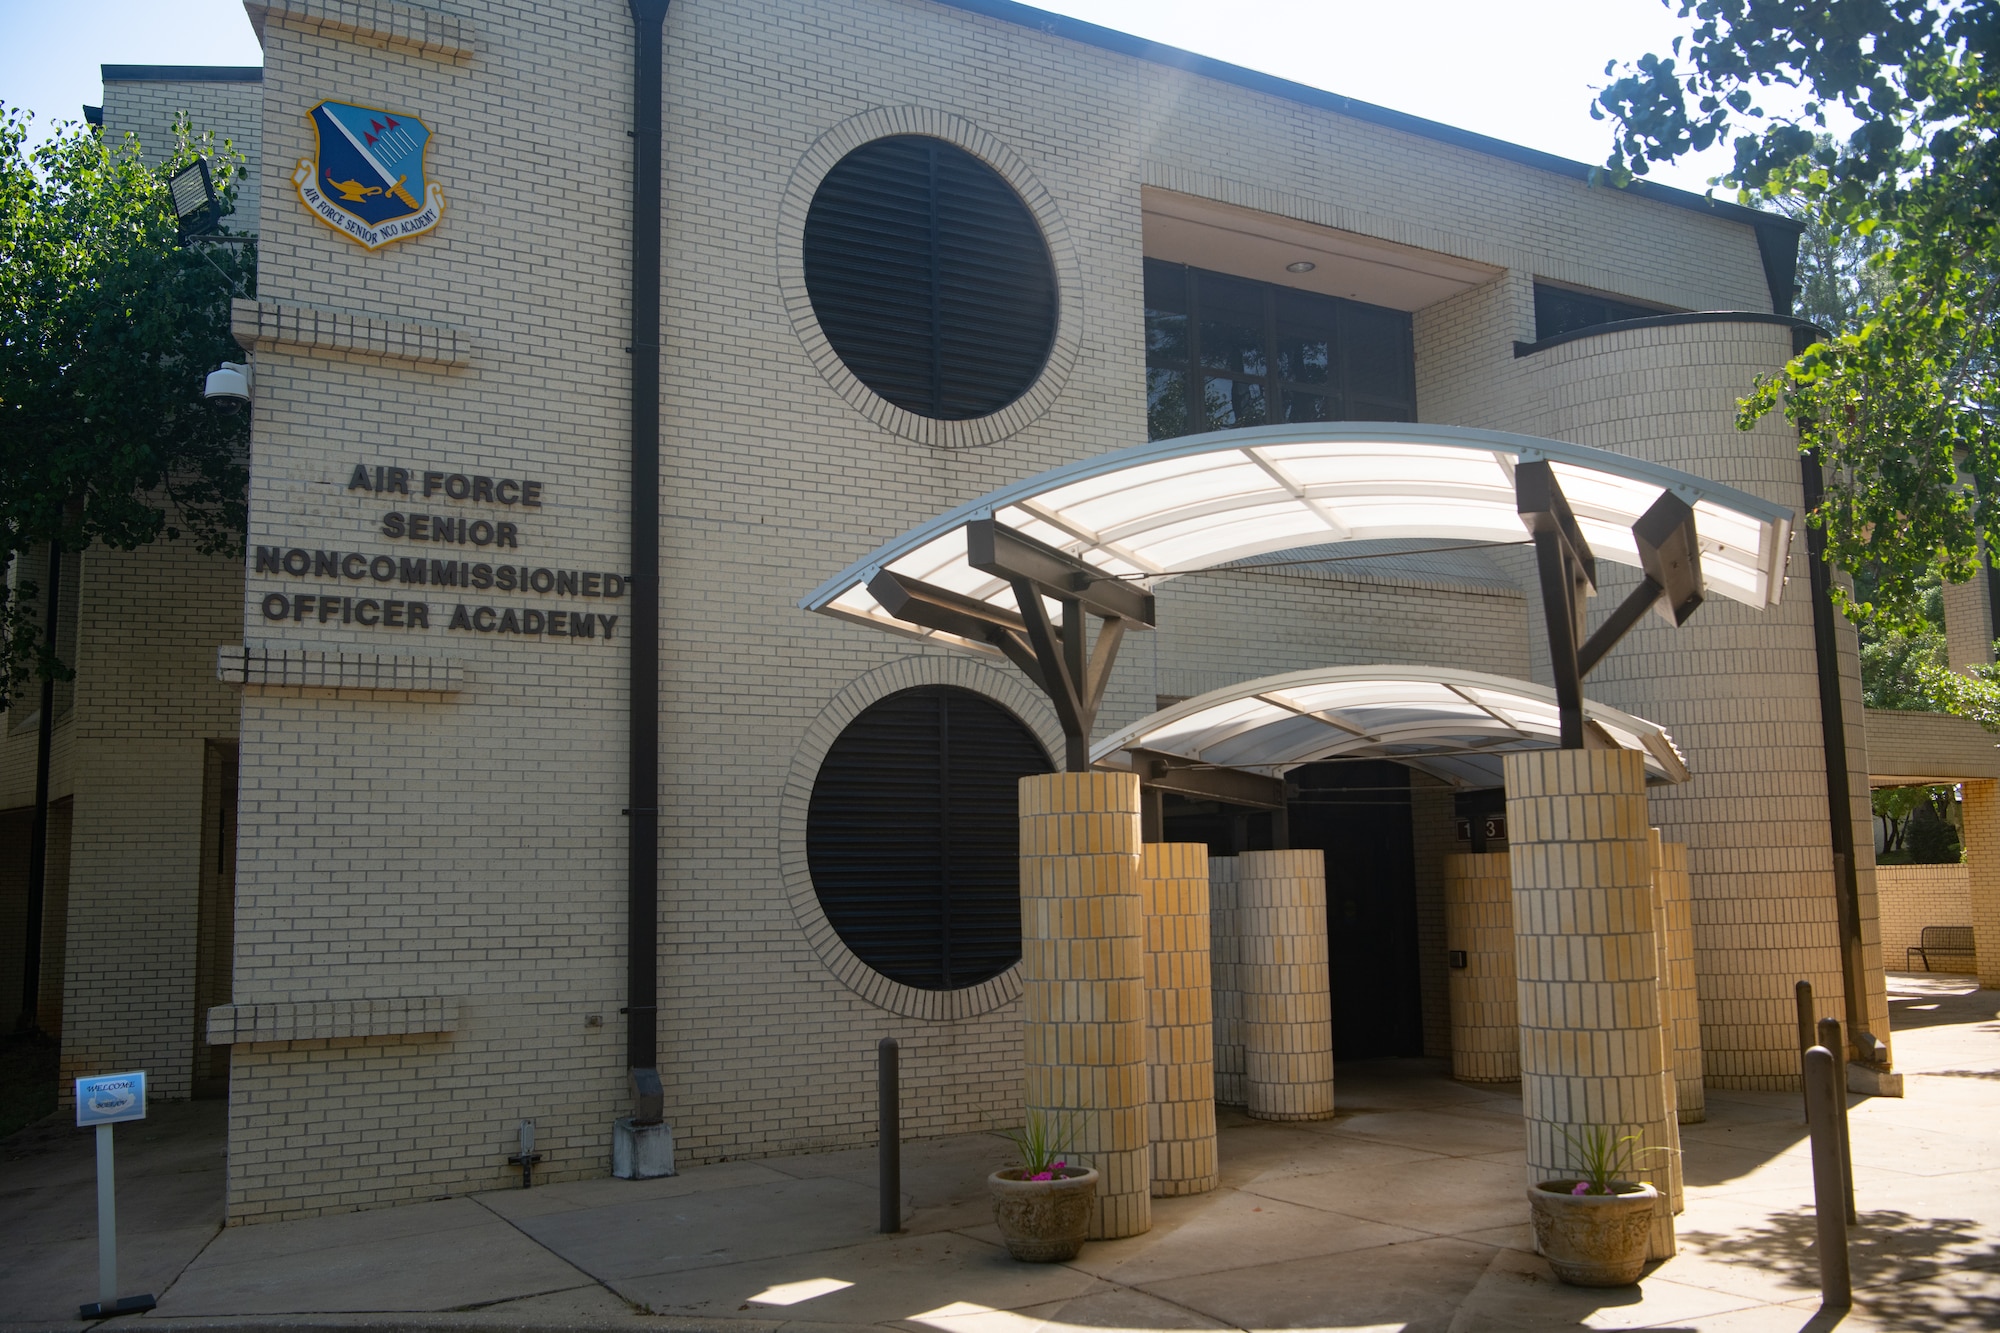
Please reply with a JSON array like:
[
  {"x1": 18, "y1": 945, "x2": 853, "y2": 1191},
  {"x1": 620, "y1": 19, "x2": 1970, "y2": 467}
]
[
  {"x1": 1532, "y1": 282, "x2": 1669, "y2": 342},
  {"x1": 803, "y1": 136, "x2": 1057, "y2": 420},
  {"x1": 1143, "y1": 259, "x2": 1416, "y2": 440},
  {"x1": 807, "y1": 687, "x2": 1052, "y2": 991}
]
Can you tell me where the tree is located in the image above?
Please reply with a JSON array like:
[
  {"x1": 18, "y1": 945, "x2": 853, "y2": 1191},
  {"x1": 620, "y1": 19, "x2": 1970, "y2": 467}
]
[
  {"x1": 0, "y1": 106, "x2": 253, "y2": 708},
  {"x1": 1596, "y1": 1, "x2": 1999, "y2": 636}
]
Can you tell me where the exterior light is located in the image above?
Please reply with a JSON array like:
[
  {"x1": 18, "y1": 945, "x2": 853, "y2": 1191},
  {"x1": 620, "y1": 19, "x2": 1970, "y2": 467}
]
[
  {"x1": 204, "y1": 361, "x2": 250, "y2": 401},
  {"x1": 168, "y1": 159, "x2": 219, "y2": 237},
  {"x1": 1284, "y1": 260, "x2": 1316, "y2": 273}
]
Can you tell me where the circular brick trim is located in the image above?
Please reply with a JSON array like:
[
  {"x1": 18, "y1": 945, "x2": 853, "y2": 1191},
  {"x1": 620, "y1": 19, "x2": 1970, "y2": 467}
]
[
  {"x1": 778, "y1": 107, "x2": 1083, "y2": 449},
  {"x1": 780, "y1": 655, "x2": 1060, "y2": 1019}
]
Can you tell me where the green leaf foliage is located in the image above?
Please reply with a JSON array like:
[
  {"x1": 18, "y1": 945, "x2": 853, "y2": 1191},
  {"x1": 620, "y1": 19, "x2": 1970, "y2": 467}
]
[
  {"x1": 1598, "y1": 2, "x2": 1999, "y2": 638},
  {"x1": 0, "y1": 105, "x2": 253, "y2": 707}
]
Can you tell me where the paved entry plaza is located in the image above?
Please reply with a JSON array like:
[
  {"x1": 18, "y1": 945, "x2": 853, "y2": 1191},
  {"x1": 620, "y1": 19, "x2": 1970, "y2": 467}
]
[{"x1": 4, "y1": 973, "x2": 1996, "y2": 1333}]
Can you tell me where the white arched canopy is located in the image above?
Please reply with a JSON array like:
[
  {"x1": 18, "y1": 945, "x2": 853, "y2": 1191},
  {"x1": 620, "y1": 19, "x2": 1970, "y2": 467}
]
[
  {"x1": 1091, "y1": 665, "x2": 1690, "y2": 789},
  {"x1": 800, "y1": 422, "x2": 1793, "y2": 657}
]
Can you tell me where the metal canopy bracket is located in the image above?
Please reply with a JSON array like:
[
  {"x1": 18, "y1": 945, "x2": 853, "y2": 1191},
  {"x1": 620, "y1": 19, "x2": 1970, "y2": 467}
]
[
  {"x1": 1121, "y1": 748, "x2": 1288, "y2": 810},
  {"x1": 1516, "y1": 461, "x2": 1706, "y2": 747},
  {"x1": 870, "y1": 519, "x2": 1154, "y2": 772}
]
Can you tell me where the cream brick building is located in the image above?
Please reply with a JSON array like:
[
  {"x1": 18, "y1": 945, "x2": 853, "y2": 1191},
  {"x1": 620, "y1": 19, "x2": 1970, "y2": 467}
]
[{"x1": 8, "y1": 0, "x2": 1927, "y2": 1225}]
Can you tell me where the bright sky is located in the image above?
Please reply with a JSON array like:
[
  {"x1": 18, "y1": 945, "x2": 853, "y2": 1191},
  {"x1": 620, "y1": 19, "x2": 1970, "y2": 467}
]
[{"x1": 0, "y1": 0, "x2": 1741, "y2": 195}]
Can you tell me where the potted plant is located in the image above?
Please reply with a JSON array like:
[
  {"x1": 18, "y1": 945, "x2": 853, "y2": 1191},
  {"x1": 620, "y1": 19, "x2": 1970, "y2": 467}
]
[
  {"x1": 1527, "y1": 1126, "x2": 1661, "y2": 1287},
  {"x1": 988, "y1": 1111, "x2": 1098, "y2": 1262}
]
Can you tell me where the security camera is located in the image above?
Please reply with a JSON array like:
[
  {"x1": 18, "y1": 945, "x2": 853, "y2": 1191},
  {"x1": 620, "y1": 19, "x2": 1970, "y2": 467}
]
[{"x1": 204, "y1": 361, "x2": 250, "y2": 401}]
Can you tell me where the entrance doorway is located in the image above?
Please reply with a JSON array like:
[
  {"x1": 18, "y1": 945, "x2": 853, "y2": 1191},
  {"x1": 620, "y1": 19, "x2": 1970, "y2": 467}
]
[{"x1": 1287, "y1": 761, "x2": 1422, "y2": 1060}]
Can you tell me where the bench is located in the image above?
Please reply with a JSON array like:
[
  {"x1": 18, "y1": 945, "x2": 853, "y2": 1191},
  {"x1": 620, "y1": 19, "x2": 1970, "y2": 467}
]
[{"x1": 1906, "y1": 925, "x2": 1977, "y2": 973}]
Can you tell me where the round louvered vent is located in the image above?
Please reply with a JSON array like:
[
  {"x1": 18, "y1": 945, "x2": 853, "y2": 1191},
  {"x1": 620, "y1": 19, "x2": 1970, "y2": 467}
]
[
  {"x1": 802, "y1": 136, "x2": 1057, "y2": 421},
  {"x1": 807, "y1": 686, "x2": 1052, "y2": 990}
]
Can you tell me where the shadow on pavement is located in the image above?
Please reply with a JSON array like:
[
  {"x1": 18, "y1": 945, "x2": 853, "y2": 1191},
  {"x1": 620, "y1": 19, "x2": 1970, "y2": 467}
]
[{"x1": 1680, "y1": 1206, "x2": 2000, "y2": 1332}]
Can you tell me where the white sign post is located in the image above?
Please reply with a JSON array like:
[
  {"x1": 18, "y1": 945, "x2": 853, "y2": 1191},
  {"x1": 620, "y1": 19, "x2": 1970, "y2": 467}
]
[{"x1": 74, "y1": 1072, "x2": 155, "y2": 1319}]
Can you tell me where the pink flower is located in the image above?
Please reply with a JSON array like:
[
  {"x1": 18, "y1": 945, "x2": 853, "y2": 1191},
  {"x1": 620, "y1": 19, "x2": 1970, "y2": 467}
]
[{"x1": 1572, "y1": 1182, "x2": 1591, "y2": 1196}]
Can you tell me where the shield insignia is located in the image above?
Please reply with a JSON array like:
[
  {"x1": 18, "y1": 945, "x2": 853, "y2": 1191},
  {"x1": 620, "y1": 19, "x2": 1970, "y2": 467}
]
[{"x1": 293, "y1": 100, "x2": 446, "y2": 250}]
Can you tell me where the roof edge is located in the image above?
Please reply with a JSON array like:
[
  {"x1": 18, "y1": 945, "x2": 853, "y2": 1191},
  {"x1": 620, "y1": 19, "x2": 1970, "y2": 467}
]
[
  {"x1": 931, "y1": 0, "x2": 1802, "y2": 240},
  {"x1": 101, "y1": 65, "x2": 264, "y2": 83}
]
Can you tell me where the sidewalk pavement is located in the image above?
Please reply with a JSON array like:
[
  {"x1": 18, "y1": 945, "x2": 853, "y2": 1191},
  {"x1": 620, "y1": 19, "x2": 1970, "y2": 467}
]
[{"x1": 4, "y1": 972, "x2": 1997, "y2": 1333}]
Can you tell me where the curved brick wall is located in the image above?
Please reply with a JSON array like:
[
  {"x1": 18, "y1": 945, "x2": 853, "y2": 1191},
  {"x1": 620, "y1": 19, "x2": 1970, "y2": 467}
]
[{"x1": 1519, "y1": 319, "x2": 1888, "y2": 1088}]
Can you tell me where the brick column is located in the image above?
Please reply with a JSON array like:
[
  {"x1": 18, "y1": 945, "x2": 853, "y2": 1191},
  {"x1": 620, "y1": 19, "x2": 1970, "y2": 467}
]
[
  {"x1": 1209, "y1": 856, "x2": 1245, "y2": 1106},
  {"x1": 1646, "y1": 831, "x2": 1686, "y2": 1217},
  {"x1": 1505, "y1": 749, "x2": 1676, "y2": 1261},
  {"x1": 1237, "y1": 848, "x2": 1335, "y2": 1121},
  {"x1": 1018, "y1": 772, "x2": 1150, "y2": 1239},
  {"x1": 1444, "y1": 851, "x2": 1518, "y2": 1082},
  {"x1": 1960, "y1": 780, "x2": 2000, "y2": 991},
  {"x1": 1657, "y1": 836, "x2": 1705, "y2": 1123},
  {"x1": 1142, "y1": 843, "x2": 1217, "y2": 1196}
]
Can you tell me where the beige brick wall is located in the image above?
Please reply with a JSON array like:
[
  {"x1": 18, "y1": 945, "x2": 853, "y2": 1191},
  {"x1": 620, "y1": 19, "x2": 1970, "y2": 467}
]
[
  {"x1": 223, "y1": 0, "x2": 1820, "y2": 1222},
  {"x1": 1444, "y1": 851, "x2": 1516, "y2": 1083},
  {"x1": 102, "y1": 75, "x2": 264, "y2": 234},
  {"x1": 58, "y1": 542, "x2": 244, "y2": 1101},
  {"x1": 1874, "y1": 863, "x2": 1974, "y2": 971}
]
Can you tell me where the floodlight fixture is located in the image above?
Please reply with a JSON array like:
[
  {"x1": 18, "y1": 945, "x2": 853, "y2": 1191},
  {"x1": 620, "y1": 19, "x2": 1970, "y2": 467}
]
[{"x1": 168, "y1": 159, "x2": 219, "y2": 238}]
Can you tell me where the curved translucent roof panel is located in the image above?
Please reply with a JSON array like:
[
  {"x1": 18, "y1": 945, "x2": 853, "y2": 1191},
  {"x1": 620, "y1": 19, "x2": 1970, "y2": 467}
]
[
  {"x1": 801, "y1": 423, "x2": 1793, "y2": 657},
  {"x1": 1090, "y1": 665, "x2": 1690, "y2": 788}
]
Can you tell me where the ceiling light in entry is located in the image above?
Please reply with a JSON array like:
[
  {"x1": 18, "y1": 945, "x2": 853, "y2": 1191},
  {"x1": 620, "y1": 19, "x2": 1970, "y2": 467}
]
[{"x1": 1285, "y1": 260, "x2": 1316, "y2": 273}]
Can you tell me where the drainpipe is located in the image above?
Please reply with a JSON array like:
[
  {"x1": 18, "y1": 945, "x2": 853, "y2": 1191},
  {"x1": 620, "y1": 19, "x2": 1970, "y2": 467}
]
[
  {"x1": 15, "y1": 540, "x2": 61, "y2": 1034},
  {"x1": 1798, "y1": 452, "x2": 1875, "y2": 1064},
  {"x1": 625, "y1": 0, "x2": 669, "y2": 1123}
]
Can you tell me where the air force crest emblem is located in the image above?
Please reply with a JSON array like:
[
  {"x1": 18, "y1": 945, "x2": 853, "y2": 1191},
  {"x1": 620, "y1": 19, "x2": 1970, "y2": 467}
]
[{"x1": 294, "y1": 100, "x2": 445, "y2": 250}]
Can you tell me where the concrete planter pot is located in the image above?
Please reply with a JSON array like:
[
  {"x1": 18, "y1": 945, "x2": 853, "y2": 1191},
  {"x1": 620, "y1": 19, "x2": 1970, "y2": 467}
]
[
  {"x1": 1529, "y1": 1181, "x2": 1658, "y2": 1287},
  {"x1": 989, "y1": 1166, "x2": 1098, "y2": 1262}
]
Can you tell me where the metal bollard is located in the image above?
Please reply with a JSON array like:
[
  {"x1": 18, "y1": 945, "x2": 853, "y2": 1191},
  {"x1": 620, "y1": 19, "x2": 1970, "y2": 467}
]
[
  {"x1": 878, "y1": 1037, "x2": 901, "y2": 1234},
  {"x1": 1817, "y1": 1017, "x2": 1857, "y2": 1224},
  {"x1": 1794, "y1": 980, "x2": 1815, "y2": 1121},
  {"x1": 1804, "y1": 1045, "x2": 1853, "y2": 1308}
]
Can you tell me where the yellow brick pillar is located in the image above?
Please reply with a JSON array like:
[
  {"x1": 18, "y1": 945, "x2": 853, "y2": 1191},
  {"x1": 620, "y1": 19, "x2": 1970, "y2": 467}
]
[
  {"x1": 1209, "y1": 856, "x2": 1245, "y2": 1106},
  {"x1": 1962, "y1": 780, "x2": 2000, "y2": 991},
  {"x1": 1646, "y1": 831, "x2": 1686, "y2": 1217},
  {"x1": 1505, "y1": 749, "x2": 1676, "y2": 1261},
  {"x1": 1445, "y1": 851, "x2": 1518, "y2": 1082},
  {"x1": 1018, "y1": 771, "x2": 1150, "y2": 1239},
  {"x1": 1142, "y1": 843, "x2": 1217, "y2": 1196},
  {"x1": 1657, "y1": 837, "x2": 1704, "y2": 1123},
  {"x1": 1237, "y1": 848, "x2": 1335, "y2": 1121}
]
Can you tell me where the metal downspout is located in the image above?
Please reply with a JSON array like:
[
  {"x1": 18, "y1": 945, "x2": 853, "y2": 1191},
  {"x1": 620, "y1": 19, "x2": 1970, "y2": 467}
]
[{"x1": 625, "y1": 0, "x2": 669, "y2": 1120}]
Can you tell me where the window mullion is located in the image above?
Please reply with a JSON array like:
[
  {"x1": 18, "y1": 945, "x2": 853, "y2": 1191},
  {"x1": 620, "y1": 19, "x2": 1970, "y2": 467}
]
[{"x1": 1185, "y1": 266, "x2": 1202, "y2": 433}]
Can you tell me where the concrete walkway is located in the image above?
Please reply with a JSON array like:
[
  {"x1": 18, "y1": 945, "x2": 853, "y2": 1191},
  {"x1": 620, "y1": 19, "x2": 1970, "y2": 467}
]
[{"x1": 4, "y1": 972, "x2": 1997, "y2": 1333}]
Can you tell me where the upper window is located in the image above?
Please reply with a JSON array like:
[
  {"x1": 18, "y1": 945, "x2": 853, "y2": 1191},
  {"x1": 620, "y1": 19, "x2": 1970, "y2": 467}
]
[
  {"x1": 1532, "y1": 282, "x2": 1671, "y2": 342},
  {"x1": 1143, "y1": 260, "x2": 1416, "y2": 440},
  {"x1": 807, "y1": 686, "x2": 1052, "y2": 991},
  {"x1": 802, "y1": 136, "x2": 1057, "y2": 421}
]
